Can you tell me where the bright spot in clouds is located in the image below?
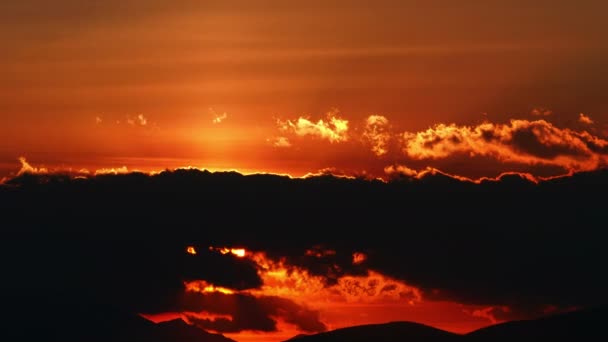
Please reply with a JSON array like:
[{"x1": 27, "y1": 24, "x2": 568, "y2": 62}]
[
  {"x1": 277, "y1": 109, "x2": 349, "y2": 143},
  {"x1": 579, "y1": 113, "x2": 594, "y2": 124}
]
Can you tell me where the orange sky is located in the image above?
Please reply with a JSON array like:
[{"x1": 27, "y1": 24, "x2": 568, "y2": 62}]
[
  {"x1": 1, "y1": 4, "x2": 607, "y2": 335},
  {"x1": 2, "y1": 1, "x2": 608, "y2": 181}
]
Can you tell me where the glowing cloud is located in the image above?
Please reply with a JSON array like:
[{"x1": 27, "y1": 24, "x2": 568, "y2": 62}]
[
  {"x1": 401, "y1": 119, "x2": 608, "y2": 172},
  {"x1": 185, "y1": 280, "x2": 235, "y2": 295},
  {"x1": 186, "y1": 246, "x2": 197, "y2": 255},
  {"x1": 531, "y1": 107, "x2": 553, "y2": 116},
  {"x1": 579, "y1": 113, "x2": 594, "y2": 124},
  {"x1": 17, "y1": 157, "x2": 48, "y2": 176},
  {"x1": 246, "y1": 251, "x2": 421, "y2": 306},
  {"x1": 363, "y1": 115, "x2": 391, "y2": 156},
  {"x1": 352, "y1": 252, "x2": 367, "y2": 265},
  {"x1": 268, "y1": 136, "x2": 292, "y2": 148},
  {"x1": 210, "y1": 246, "x2": 247, "y2": 258},
  {"x1": 305, "y1": 246, "x2": 337, "y2": 258},
  {"x1": 277, "y1": 109, "x2": 349, "y2": 143},
  {"x1": 384, "y1": 164, "x2": 541, "y2": 184},
  {"x1": 94, "y1": 166, "x2": 129, "y2": 175},
  {"x1": 127, "y1": 114, "x2": 148, "y2": 126},
  {"x1": 210, "y1": 108, "x2": 228, "y2": 124}
]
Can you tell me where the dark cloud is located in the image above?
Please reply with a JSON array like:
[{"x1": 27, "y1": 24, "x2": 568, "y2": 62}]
[
  {"x1": 183, "y1": 292, "x2": 326, "y2": 333},
  {"x1": 1, "y1": 167, "x2": 607, "y2": 326}
]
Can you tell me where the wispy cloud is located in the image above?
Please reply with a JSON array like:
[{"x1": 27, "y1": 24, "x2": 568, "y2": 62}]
[
  {"x1": 579, "y1": 113, "x2": 594, "y2": 124},
  {"x1": 468, "y1": 306, "x2": 511, "y2": 325},
  {"x1": 362, "y1": 115, "x2": 391, "y2": 156},
  {"x1": 531, "y1": 107, "x2": 552, "y2": 116},
  {"x1": 210, "y1": 108, "x2": 228, "y2": 124},
  {"x1": 14, "y1": 157, "x2": 91, "y2": 177},
  {"x1": 17, "y1": 157, "x2": 48, "y2": 176},
  {"x1": 277, "y1": 109, "x2": 349, "y2": 143},
  {"x1": 94, "y1": 166, "x2": 129, "y2": 175},
  {"x1": 267, "y1": 136, "x2": 292, "y2": 148},
  {"x1": 127, "y1": 114, "x2": 148, "y2": 126}
]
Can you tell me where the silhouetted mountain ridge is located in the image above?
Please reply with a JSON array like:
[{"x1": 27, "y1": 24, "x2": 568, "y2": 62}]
[
  {"x1": 284, "y1": 306, "x2": 608, "y2": 342},
  {"x1": 285, "y1": 321, "x2": 459, "y2": 341}
]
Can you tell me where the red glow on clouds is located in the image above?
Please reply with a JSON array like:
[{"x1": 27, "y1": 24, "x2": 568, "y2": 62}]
[
  {"x1": 144, "y1": 247, "x2": 512, "y2": 342},
  {"x1": 209, "y1": 246, "x2": 247, "y2": 258}
]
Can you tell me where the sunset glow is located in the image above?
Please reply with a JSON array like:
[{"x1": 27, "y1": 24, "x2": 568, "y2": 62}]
[
  {"x1": 145, "y1": 248, "x2": 514, "y2": 342},
  {"x1": 210, "y1": 247, "x2": 247, "y2": 258},
  {"x1": 185, "y1": 280, "x2": 235, "y2": 296},
  {"x1": 2, "y1": 2, "x2": 607, "y2": 342}
]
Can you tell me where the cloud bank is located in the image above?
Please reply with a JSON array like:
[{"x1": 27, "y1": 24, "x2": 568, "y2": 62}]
[
  {"x1": 400, "y1": 119, "x2": 608, "y2": 172},
  {"x1": 277, "y1": 109, "x2": 349, "y2": 143}
]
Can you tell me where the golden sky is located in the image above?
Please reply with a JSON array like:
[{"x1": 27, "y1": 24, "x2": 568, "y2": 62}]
[{"x1": 2, "y1": 1, "x2": 608, "y2": 179}]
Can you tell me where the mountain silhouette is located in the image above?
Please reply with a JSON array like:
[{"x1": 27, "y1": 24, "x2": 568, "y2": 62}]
[
  {"x1": 144, "y1": 319, "x2": 237, "y2": 342},
  {"x1": 1, "y1": 294, "x2": 236, "y2": 342},
  {"x1": 467, "y1": 306, "x2": 608, "y2": 341},
  {"x1": 284, "y1": 321, "x2": 460, "y2": 342},
  {"x1": 284, "y1": 307, "x2": 608, "y2": 342}
]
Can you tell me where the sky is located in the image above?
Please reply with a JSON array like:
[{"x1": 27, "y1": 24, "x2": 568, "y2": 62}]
[
  {"x1": 2, "y1": 0, "x2": 608, "y2": 180},
  {"x1": 1, "y1": 2, "x2": 608, "y2": 341}
]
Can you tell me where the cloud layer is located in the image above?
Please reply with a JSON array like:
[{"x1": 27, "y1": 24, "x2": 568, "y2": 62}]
[
  {"x1": 277, "y1": 109, "x2": 349, "y2": 143},
  {"x1": 401, "y1": 119, "x2": 608, "y2": 172},
  {"x1": 363, "y1": 115, "x2": 391, "y2": 156}
]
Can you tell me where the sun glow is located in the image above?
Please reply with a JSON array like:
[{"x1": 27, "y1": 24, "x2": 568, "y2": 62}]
[
  {"x1": 185, "y1": 280, "x2": 235, "y2": 295},
  {"x1": 210, "y1": 246, "x2": 247, "y2": 258}
]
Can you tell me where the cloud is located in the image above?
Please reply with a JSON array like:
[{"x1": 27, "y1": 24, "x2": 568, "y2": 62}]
[
  {"x1": 579, "y1": 113, "x2": 594, "y2": 125},
  {"x1": 94, "y1": 166, "x2": 130, "y2": 175},
  {"x1": 362, "y1": 115, "x2": 391, "y2": 156},
  {"x1": 95, "y1": 116, "x2": 103, "y2": 124},
  {"x1": 210, "y1": 108, "x2": 228, "y2": 124},
  {"x1": 10, "y1": 157, "x2": 93, "y2": 179},
  {"x1": 352, "y1": 252, "x2": 367, "y2": 265},
  {"x1": 468, "y1": 306, "x2": 511, "y2": 325},
  {"x1": 267, "y1": 136, "x2": 292, "y2": 148},
  {"x1": 127, "y1": 114, "x2": 148, "y2": 126},
  {"x1": 17, "y1": 157, "x2": 48, "y2": 175},
  {"x1": 383, "y1": 164, "x2": 540, "y2": 184},
  {"x1": 383, "y1": 164, "x2": 419, "y2": 178},
  {"x1": 182, "y1": 292, "x2": 327, "y2": 334},
  {"x1": 277, "y1": 109, "x2": 349, "y2": 143},
  {"x1": 401, "y1": 119, "x2": 608, "y2": 172},
  {"x1": 531, "y1": 107, "x2": 552, "y2": 116}
]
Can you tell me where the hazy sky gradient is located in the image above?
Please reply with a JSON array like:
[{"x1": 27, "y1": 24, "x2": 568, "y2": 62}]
[{"x1": 2, "y1": 0, "x2": 607, "y2": 177}]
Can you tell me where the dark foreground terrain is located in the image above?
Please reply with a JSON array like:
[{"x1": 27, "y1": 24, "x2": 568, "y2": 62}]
[
  {"x1": 287, "y1": 306, "x2": 608, "y2": 342},
  {"x1": 1, "y1": 169, "x2": 607, "y2": 341}
]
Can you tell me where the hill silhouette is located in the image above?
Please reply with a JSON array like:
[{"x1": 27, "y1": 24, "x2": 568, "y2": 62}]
[
  {"x1": 467, "y1": 306, "x2": 608, "y2": 341},
  {"x1": 1, "y1": 294, "x2": 235, "y2": 342},
  {"x1": 285, "y1": 321, "x2": 460, "y2": 342},
  {"x1": 284, "y1": 306, "x2": 608, "y2": 342}
]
